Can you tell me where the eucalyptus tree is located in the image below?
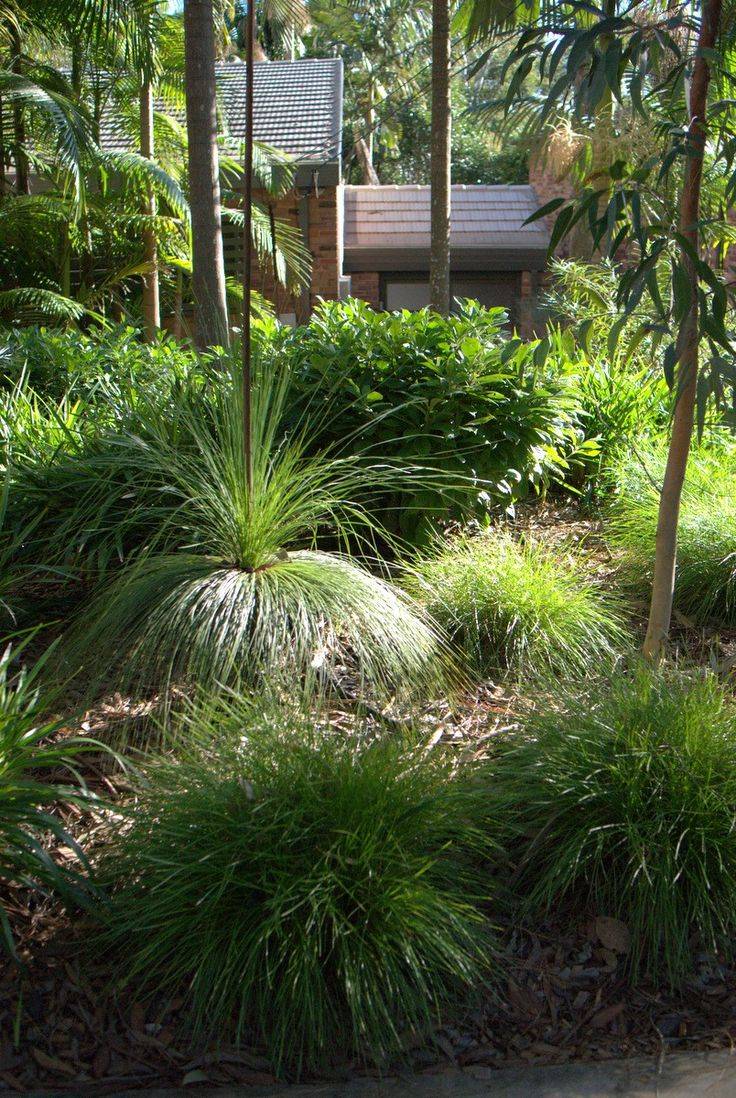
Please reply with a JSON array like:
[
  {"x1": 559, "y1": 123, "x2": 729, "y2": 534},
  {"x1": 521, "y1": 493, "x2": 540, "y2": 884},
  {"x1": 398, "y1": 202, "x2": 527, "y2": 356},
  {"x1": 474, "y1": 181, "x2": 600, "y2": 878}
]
[
  {"x1": 308, "y1": 0, "x2": 431, "y2": 184},
  {"x1": 482, "y1": 0, "x2": 732, "y2": 658}
]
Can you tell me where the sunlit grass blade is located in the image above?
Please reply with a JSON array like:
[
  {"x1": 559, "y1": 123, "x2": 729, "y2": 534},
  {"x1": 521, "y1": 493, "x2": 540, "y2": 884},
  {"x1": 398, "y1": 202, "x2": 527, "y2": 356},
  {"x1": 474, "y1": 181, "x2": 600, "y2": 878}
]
[
  {"x1": 607, "y1": 438, "x2": 736, "y2": 626},
  {"x1": 489, "y1": 666, "x2": 736, "y2": 985}
]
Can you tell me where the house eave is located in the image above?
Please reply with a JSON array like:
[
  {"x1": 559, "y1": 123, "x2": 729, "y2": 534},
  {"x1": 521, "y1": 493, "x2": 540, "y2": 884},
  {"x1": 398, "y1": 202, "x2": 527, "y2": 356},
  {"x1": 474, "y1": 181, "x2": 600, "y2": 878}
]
[{"x1": 342, "y1": 246, "x2": 549, "y2": 273}]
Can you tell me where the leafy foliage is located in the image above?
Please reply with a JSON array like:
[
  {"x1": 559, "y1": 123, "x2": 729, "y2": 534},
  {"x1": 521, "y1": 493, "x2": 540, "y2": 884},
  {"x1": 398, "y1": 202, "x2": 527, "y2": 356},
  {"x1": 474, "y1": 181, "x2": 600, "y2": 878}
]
[
  {"x1": 490, "y1": 667, "x2": 736, "y2": 985},
  {"x1": 608, "y1": 439, "x2": 736, "y2": 626},
  {"x1": 0, "y1": 324, "x2": 204, "y2": 401},
  {"x1": 266, "y1": 299, "x2": 585, "y2": 538},
  {"x1": 99, "y1": 704, "x2": 494, "y2": 1073},
  {"x1": 404, "y1": 528, "x2": 627, "y2": 679},
  {"x1": 0, "y1": 641, "x2": 97, "y2": 951},
  {"x1": 485, "y1": 1, "x2": 736, "y2": 419}
]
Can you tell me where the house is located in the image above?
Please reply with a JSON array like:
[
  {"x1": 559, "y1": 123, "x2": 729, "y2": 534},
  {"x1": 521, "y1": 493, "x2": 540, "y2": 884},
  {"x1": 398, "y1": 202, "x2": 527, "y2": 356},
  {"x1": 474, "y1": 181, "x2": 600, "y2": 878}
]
[
  {"x1": 98, "y1": 57, "x2": 551, "y2": 328},
  {"x1": 342, "y1": 184, "x2": 548, "y2": 325}
]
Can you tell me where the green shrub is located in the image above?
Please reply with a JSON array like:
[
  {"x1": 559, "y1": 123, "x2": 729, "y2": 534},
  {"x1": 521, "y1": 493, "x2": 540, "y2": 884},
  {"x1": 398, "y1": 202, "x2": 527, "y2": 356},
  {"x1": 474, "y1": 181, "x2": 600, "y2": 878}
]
[
  {"x1": 540, "y1": 261, "x2": 671, "y2": 494},
  {"x1": 491, "y1": 668, "x2": 736, "y2": 985},
  {"x1": 608, "y1": 439, "x2": 736, "y2": 624},
  {"x1": 60, "y1": 360, "x2": 452, "y2": 715},
  {"x1": 0, "y1": 641, "x2": 97, "y2": 949},
  {"x1": 0, "y1": 324, "x2": 204, "y2": 403},
  {"x1": 99, "y1": 705, "x2": 494, "y2": 1074},
  {"x1": 404, "y1": 529, "x2": 627, "y2": 679},
  {"x1": 264, "y1": 299, "x2": 585, "y2": 537}
]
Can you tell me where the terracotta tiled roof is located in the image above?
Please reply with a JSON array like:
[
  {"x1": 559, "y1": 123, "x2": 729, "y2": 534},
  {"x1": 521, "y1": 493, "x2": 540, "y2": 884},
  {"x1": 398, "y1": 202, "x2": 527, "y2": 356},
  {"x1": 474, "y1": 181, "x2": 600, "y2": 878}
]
[{"x1": 343, "y1": 184, "x2": 549, "y2": 251}]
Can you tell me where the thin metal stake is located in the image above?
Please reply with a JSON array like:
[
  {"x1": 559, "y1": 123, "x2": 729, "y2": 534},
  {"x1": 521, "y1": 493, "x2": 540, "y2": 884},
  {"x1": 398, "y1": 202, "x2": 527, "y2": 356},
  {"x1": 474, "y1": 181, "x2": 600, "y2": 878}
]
[{"x1": 242, "y1": 0, "x2": 255, "y2": 498}]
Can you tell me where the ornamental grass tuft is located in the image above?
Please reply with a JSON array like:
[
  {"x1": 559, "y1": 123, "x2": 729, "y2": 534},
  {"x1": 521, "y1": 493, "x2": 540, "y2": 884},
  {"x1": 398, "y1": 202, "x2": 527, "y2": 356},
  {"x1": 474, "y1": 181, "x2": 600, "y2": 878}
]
[
  {"x1": 490, "y1": 667, "x2": 736, "y2": 985},
  {"x1": 404, "y1": 529, "x2": 627, "y2": 679},
  {"x1": 608, "y1": 440, "x2": 736, "y2": 625},
  {"x1": 98, "y1": 703, "x2": 495, "y2": 1074},
  {"x1": 0, "y1": 640, "x2": 98, "y2": 950}
]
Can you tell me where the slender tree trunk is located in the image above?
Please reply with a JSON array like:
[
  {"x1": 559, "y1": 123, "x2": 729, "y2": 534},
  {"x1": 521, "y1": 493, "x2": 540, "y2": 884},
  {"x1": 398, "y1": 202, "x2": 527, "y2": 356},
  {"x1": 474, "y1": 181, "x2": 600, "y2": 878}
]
[
  {"x1": 429, "y1": 0, "x2": 451, "y2": 315},
  {"x1": 242, "y1": 0, "x2": 255, "y2": 496},
  {"x1": 355, "y1": 132, "x2": 380, "y2": 185},
  {"x1": 140, "y1": 79, "x2": 161, "y2": 340},
  {"x1": 0, "y1": 93, "x2": 6, "y2": 199},
  {"x1": 10, "y1": 27, "x2": 30, "y2": 196},
  {"x1": 642, "y1": 0, "x2": 722, "y2": 661},
  {"x1": 183, "y1": 0, "x2": 229, "y2": 349},
  {"x1": 173, "y1": 267, "x2": 183, "y2": 340},
  {"x1": 71, "y1": 43, "x2": 83, "y2": 100}
]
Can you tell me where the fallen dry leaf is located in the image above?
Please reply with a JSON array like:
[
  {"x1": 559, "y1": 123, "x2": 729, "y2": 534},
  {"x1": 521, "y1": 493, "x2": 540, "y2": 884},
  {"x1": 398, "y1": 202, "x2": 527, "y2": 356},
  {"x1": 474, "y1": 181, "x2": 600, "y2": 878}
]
[
  {"x1": 30, "y1": 1047, "x2": 78, "y2": 1077},
  {"x1": 595, "y1": 915, "x2": 631, "y2": 954},
  {"x1": 591, "y1": 1002, "x2": 626, "y2": 1029}
]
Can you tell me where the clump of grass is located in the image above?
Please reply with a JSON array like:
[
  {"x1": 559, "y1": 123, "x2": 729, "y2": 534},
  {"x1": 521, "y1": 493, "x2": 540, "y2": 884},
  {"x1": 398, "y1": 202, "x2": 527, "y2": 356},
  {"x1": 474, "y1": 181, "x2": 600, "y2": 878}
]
[
  {"x1": 608, "y1": 439, "x2": 736, "y2": 625},
  {"x1": 98, "y1": 702, "x2": 495, "y2": 1075},
  {"x1": 404, "y1": 529, "x2": 627, "y2": 679},
  {"x1": 490, "y1": 667, "x2": 736, "y2": 985}
]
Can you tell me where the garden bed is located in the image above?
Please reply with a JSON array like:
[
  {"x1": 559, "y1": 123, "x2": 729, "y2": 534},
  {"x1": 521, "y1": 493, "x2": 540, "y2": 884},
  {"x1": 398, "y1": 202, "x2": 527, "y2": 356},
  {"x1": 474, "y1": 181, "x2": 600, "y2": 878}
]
[
  {"x1": 3, "y1": 584, "x2": 736, "y2": 1095},
  {"x1": 2, "y1": 834, "x2": 735, "y2": 1092}
]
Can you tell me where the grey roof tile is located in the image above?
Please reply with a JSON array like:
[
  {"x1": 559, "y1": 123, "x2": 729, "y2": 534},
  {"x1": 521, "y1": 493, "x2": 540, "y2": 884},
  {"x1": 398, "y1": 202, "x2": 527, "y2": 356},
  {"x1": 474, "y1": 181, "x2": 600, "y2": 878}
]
[
  {"x1": 343, "y1": 184, "x2": 549, "y2": 252},
  {"x1": 97, "y1": 58, "x2": 342, "y2": 164}
]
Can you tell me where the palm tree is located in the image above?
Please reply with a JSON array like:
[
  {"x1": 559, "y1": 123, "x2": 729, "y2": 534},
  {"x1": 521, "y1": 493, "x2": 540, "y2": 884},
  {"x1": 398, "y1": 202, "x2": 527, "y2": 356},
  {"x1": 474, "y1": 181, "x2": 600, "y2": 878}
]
[
  {"x1": 429, "y1": 0, "x2": 451, "y2": 314},
  {"x1": 135, "y1": 4, "x2": 163, "y2": 340},
  {"x1": 183, "y1": 0, "x2": 230, "y2": 349}
]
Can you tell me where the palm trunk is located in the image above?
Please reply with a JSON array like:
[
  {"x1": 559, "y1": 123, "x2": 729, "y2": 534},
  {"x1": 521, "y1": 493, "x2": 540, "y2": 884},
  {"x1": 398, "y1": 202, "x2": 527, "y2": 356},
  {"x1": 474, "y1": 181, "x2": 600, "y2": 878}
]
[
  {"x1": 140, "y1": 79, "x2": 161, "y2": 341},
  {"x1": 71, "y1": 43, "x2": 83, "y2": 100},
  {"x1": 642, "y1": 0, "x2": 722, "y2": 661},
  {"x1": 183, "y1": 0, "x2": 229, "y2": 349},
  {"x1": 429, "y1": 0, "x2": 451, "y2": 316},
  {"x1": 0, "y1": 93, "x2": 6, "y2": 199},
  {"x1": 10, "y1": 27, "x2": 29, "y2": 196}
]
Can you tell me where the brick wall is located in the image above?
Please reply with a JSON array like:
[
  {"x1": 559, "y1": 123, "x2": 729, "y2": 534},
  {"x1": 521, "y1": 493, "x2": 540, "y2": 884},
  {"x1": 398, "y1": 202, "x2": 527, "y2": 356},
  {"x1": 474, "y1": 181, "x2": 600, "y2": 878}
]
[
  {"x1": 349, "y1": 272, "x2": 381, "y2": 309},
  {"x1": 307, "y1": 187, "x2": 340, "y2": 306},
  {"x1": 224, "y1": 185, "x2": 342, "y2": 321},
  {"x1": 528, "y1": 151, "x2": 575, "y2": 260}
]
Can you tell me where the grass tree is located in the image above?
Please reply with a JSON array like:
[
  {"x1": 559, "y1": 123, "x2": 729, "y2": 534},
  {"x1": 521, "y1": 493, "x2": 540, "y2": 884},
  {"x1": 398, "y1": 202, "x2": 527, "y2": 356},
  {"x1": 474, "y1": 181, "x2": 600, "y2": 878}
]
[
  {"x1": 61, "y1": 363, "x2": 453, "y2": 719},
  {"x1": 489, "y1": 0, "x2": 734, "y2": 659}
]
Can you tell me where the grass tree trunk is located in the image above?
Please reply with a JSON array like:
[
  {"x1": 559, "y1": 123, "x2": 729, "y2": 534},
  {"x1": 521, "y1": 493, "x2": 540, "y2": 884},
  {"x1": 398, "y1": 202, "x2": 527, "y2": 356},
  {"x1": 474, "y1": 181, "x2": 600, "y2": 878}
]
[
  {"x1": 140, "y1": 79, "x2": 161, "y2": 341},
  {"x1": 429, "y1": 0, "x2": 451, "y2": 316},
  {"x1": 642, "y1": 0, "x2": 722, "y2": 662},
  {"x1": 184, "y1": 0, "x2": 229, "y2": 350}
]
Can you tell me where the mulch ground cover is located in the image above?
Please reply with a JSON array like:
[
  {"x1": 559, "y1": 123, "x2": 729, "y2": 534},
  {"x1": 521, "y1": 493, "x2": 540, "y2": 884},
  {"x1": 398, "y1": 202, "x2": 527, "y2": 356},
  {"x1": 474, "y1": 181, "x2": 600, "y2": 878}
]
[
  {"x1": 1, "y1": 676, "x2": 734, "y2": 1094},
  {"x1": 1, "y1": 888, "x2": 734, "y2": 1093}
]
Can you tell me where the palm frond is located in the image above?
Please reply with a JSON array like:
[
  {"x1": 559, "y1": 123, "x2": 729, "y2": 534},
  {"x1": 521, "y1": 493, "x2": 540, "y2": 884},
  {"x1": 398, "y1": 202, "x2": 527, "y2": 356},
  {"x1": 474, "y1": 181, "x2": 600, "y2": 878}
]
[
  {"x1": 222, "y1": 204, "x2": 311, "y2": 291},
  {"x1": 0, "y1": 288, "x2": 86, "y2": 324},
  {"x1": 97, "y1": 150, "x2": 190, "y2": 223},
  {"x1": 0, "y1": 70, "x2": 94, "y2": 190}
]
